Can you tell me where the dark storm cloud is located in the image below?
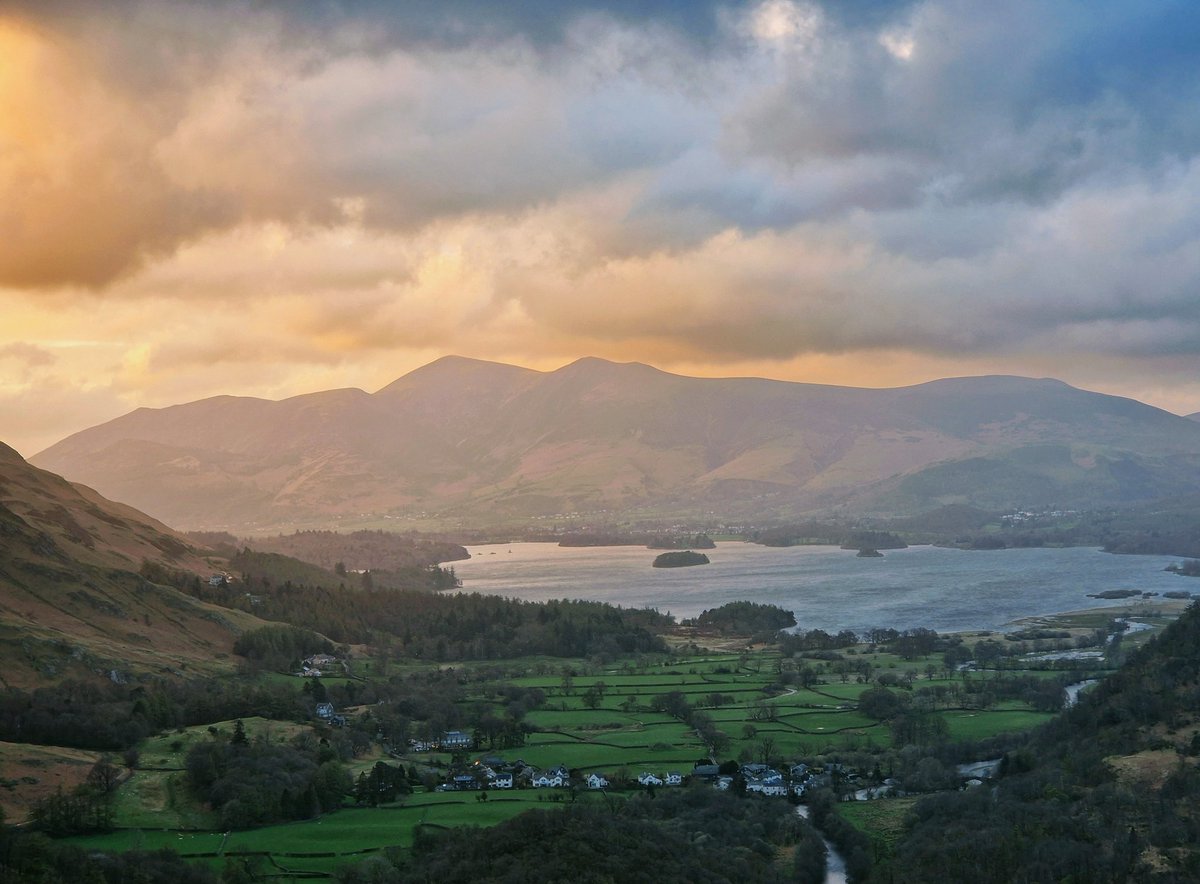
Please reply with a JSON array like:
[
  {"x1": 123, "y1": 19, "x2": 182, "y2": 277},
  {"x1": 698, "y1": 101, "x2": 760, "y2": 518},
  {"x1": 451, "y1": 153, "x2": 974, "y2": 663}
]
[
  {"x1": 733, "y1": 1, "x2": 1200, "y2": 205},
  {"x1": 4, "y1": 0, "x2": 1200, "y2": 373}
]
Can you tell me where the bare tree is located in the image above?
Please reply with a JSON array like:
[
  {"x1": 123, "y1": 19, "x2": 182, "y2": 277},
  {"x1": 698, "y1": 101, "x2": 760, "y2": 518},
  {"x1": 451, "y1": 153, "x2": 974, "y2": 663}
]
[
  {"x1": 87, "y1": 755, "x2": 121, "y2": 795},
  {"x1": 758, "y1": 735, "x2": 776, "y2": 765}
]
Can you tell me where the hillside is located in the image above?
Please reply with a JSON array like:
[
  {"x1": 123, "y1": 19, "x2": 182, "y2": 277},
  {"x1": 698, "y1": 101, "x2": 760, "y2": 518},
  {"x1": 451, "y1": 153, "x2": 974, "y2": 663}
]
[
  {"x1": 238, "y1": 529, "x2": 469, "y2": 572},
  {"x1": 885, "y1": 600, "x2": 1200, "y2": 881},
  {"x1": 0, "y1": 442, "x2": 263, "y2": 687},
  {"x1": 31, "y1": 357, "x2": 1200, "y2": 530}
]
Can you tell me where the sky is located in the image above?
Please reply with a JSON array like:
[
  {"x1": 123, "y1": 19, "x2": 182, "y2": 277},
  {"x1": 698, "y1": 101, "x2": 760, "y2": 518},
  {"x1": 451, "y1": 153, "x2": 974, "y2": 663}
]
[{"x1": 4, "y1": 0, "x2": 1200, "y2": 457}]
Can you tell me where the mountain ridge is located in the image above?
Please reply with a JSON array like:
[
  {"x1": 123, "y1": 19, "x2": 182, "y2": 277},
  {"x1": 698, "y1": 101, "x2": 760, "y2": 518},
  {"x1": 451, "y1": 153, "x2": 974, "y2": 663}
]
[
  {"x1": 0, "y1": 443, "x2": 265, "y2": 687},
  {"x1": 31, "y1": 357, "x2": 1200, "y2": 530}
]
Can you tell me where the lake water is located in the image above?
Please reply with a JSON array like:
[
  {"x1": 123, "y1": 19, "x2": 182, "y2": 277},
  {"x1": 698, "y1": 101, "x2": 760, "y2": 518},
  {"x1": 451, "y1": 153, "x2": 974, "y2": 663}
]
[{"x1": 450, "y1": 542, "x2": 1187, "y2": 634}]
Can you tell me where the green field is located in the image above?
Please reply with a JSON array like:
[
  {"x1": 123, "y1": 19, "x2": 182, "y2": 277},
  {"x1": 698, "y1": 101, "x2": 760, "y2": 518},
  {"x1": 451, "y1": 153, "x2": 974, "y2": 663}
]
[
  {"x1": 69, "y1": 793, "x2": 601, "y2": 876},
  {"x1": 943, "y1": 708, "x2": 1055, "y2": 740},
  {"x1": 109, "y1": 770, "x2": 217, "y2": 830},
  {"x1": 837, "y1": 796, "x2": 920, "y2": 852},
  {"x1": 53, "y1": 626, "x2": 1148, "y2": 878}
]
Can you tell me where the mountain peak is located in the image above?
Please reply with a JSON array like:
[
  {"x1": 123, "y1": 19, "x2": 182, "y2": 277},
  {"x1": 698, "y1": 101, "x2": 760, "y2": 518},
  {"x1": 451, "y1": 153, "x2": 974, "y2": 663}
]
[
  {"x1": 375, "y1": 355, "x2": 538, "y2": 396},
  {"x1": 553, "y1": 356, "x2": 670, "y2": 380}
]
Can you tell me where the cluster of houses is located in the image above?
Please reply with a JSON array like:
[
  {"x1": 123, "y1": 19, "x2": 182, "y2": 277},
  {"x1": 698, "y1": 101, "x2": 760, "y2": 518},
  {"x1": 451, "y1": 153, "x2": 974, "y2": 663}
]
[
  {"x1": 409, "y1": 730, "x2": 474, "y2": 753},
  {"x1": 431, "y1": 757, "x2": 848, "y2": 797},
  {"x1": 300, "y1": 653, "x2": 342, "y2": 678},
  {"x1": 436, "y1": 760, "x2": 602, "y2": 792},
  {"x1": 634, "y1": 771, "x2": 684, "y2": 787},
  {"x1": 687, "y1": 761, "x2": 818, "y2": 797}
]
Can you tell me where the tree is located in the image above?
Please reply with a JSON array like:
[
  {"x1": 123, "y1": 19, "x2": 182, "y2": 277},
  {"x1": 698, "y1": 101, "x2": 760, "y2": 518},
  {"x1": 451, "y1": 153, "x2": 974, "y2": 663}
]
[
  {"x1": 87, "y1": 755, "x2": 121, "y2": 795},
  {"x1": 363, "y1": 761, "x2": 408, "y2": 806},
  {"x1": 304, "y1": 678, "x2": 328, "y2": 703},
  {"x1": 231, "y1": 719, "x2": 248, "y2": 746},
  {"x1": 858, "y1": 687, "x2": 905, "y2": 721},
  {"x1": 581, "y1": 685, "x2": 603, "y2": 709},
  {"x1": 895, "y1": 628, "x2": 939, "y2": 660},
  {"x1": 798, "y1": 665, "x2": 820, "y2": 689},
  {"x1": 651, "y1": 691, "x2": 691, "y2": 720},
  {"x1": 314, "y1": 761, "x2": 353, "y2": 811},
  {"x1": 758, "y1": 735, "x2": 777, "y2": 765}
]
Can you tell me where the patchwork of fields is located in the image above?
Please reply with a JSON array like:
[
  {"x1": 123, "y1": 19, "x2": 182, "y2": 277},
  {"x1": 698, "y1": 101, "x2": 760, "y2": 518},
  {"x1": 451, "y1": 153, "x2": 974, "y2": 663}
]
[{"x1": 53, "y1": 608, "x2": 1173, "y2": 877}]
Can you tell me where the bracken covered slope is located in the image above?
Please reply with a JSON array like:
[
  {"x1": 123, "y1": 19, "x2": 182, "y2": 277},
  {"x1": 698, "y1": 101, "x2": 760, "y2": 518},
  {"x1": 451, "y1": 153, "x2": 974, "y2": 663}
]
[{"x1": 0, "y1": 442, "x2": 262, "y2": 687}]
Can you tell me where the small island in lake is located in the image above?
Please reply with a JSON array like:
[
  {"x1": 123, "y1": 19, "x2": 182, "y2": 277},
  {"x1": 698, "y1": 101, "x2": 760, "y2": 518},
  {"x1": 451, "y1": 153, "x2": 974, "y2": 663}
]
[
  {"x1": 1087, "y1": 589, "x2": 1142, "y2": 599},
  {"x1": 653, "y1": 550, "x2": 710, "y2": 568},
  {"x1": 856, "y1": 548, "x2": 884, "y2": 557}
]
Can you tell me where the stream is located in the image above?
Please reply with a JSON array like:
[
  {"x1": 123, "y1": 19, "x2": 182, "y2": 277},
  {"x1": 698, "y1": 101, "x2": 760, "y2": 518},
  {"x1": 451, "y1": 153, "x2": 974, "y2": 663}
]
[
  {"x1": 797, "y1": 805, "x2": 848, "y2": 884},
  {"x1": 1064, "y1": 678, "x2": 1100, "y2": 707}
]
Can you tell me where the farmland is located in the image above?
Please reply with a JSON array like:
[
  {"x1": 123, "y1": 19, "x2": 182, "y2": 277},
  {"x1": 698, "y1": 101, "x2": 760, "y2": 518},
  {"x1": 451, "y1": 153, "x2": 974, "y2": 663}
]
[{"x1": 47, "y1": 610, "x2": 1153, "y2": 878}]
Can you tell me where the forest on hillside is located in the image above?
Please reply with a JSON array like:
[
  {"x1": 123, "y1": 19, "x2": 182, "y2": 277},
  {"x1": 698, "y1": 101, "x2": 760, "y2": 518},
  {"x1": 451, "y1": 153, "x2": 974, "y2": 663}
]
[
  {"x1": 179, "y1": 570, "x2": 671, "y2": 662},
  {"x1": 337, "y1": 791, "x2": 822, "y2": 884},
  {"x1": 877, "y1": 601, "x2": 1200, "y2": 882}
]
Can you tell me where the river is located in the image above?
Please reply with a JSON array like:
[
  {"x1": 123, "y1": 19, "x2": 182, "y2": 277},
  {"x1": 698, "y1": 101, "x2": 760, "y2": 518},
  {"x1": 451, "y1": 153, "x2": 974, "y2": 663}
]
[
  {"x1": 796, "y1": 805, "x2": 848, "y2": 884},
  {"x1": 450, "y1": 542, "x2": 1185, "y2": 633}
]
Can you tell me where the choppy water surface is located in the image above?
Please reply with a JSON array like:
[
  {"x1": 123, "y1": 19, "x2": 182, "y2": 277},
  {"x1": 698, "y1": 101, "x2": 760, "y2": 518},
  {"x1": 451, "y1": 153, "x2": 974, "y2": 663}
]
[{"x1": 450, "y1": 542, "x2": 1186, "y2": 633}]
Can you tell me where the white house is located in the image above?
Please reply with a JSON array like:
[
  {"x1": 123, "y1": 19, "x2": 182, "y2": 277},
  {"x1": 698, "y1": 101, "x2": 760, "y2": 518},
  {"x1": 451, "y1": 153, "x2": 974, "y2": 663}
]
[
  {"x1": 586, "y1": 773, "x2": 609, "y2": 789},
  {"x1": 715, "y1": 776, "x2": 733, "y2": 790},
  {"x1": 638, "y1": 772, "x2": 663, "y2": 787},
  {"x1": 314, "y1": 702, "x2": 335, "y2": 719},
  {"x1": 665, "y1": 771, "x2": 683, "y2": 786},
  {"x1": 746, "y1": 777, "x2": 788, "y2": 797},
  {"x1": 533, "y1": 772, "x2": 564, "y2": 788},
  {"x1": 441, "y1": 731, "x2": 473, "y2": 749},
  {"x1": 491, "y1": 772, "x2": 514, "y2": 789}
]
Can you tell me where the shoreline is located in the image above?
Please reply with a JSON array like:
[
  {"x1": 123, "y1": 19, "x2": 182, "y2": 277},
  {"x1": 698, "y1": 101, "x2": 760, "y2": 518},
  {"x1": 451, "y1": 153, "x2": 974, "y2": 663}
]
[{"x1": 1006, "y1": 598, "x2": 1190, "y2": 631}]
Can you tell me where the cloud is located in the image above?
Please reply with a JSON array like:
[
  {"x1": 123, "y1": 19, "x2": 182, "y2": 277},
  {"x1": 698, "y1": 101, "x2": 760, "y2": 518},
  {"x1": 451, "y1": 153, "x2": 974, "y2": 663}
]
[
  {"x1": 729, "y1": 2, "x2": 1200, "y2": 209},
  {"x1": 0, "y1": 3, "x2": 722, "y2": 287},
  {"x1": 0, "y1": 342, "x2": 55, "y2": 370},
  {"x1": 0, "y1": 376, "x2": 129, "y2": 458},
  {"x1": 4, "y1": 0, "x2": 1200, "y2": 453}
]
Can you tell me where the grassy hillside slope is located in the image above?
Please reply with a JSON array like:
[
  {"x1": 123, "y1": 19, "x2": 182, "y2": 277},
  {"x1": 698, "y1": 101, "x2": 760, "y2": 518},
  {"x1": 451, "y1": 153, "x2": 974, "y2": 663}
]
[{"x1": 0, "y1": 443, "x2": 264, "y2": 688}]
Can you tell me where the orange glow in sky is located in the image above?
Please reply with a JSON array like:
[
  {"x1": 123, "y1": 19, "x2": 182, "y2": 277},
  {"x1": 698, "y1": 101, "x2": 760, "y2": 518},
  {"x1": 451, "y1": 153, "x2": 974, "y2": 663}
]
[{"x1": 3, "y1": 2, "x2": 1200, "y2": 456}]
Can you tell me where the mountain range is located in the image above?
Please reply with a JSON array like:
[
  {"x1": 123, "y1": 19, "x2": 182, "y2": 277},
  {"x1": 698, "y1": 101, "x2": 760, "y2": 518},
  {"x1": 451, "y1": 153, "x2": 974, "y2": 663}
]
[{"x1": 31, "y1": 356, "x2": 1200, "y2": 531}]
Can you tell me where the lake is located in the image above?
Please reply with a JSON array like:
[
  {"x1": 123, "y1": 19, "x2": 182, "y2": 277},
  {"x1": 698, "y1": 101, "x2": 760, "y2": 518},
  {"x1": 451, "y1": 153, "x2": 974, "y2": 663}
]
[{"x1": 450, "y1": 542, "x2": 1188, "y2": 634}]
